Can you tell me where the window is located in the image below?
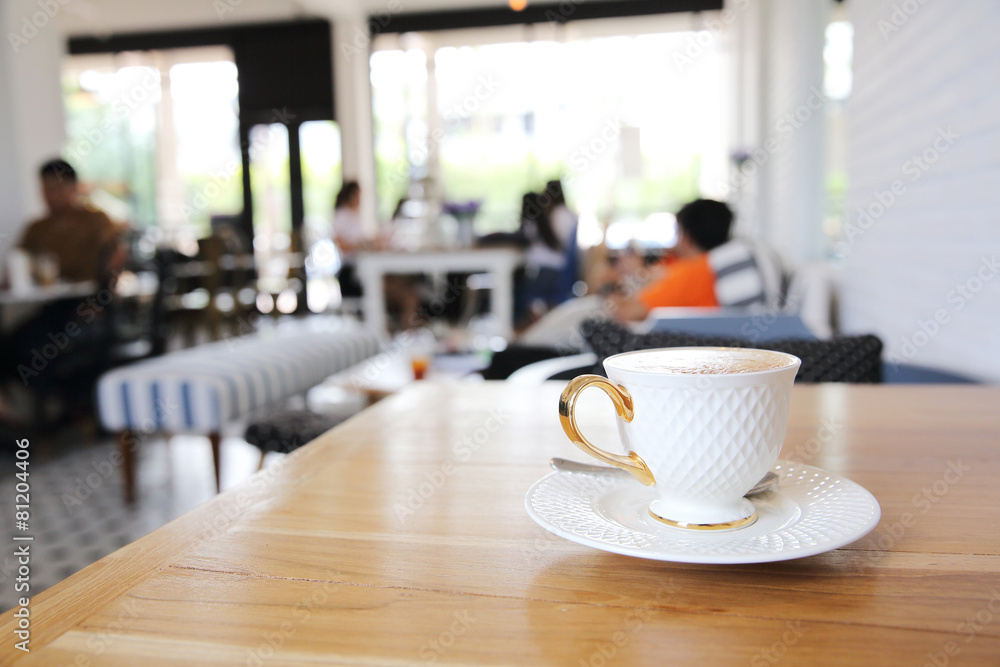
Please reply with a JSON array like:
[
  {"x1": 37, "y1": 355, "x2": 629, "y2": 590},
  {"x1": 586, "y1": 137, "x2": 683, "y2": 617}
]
[
  {"x1": 370, "y1": 19, "x2": 729, "y2": 247},
  {"x1": 823, "y1": 20, "x2": 853, "y2": 255},
  {"x1": 62, "y1": 47, "x2": 241, "y2": 247}
]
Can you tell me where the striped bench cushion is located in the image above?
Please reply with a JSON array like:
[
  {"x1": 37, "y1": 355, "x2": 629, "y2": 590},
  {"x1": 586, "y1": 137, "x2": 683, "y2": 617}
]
[{"x1": 97, "y1": 317, "x2": 383, "y2": 432}]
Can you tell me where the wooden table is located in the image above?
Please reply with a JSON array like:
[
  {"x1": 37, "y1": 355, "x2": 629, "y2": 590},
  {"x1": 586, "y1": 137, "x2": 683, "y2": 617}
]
[
  {"x1": 356, "y1": 248, "x2": 521, "y2": 337},
  {"x1": 3, "y1": 383, "x2": 999, "y2": 665}
]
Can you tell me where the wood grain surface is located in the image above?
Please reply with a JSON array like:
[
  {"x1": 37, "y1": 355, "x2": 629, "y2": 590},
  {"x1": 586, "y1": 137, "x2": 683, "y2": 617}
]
[{"x1": 1, "y1": 383, "x2": 999, "y2": 666}]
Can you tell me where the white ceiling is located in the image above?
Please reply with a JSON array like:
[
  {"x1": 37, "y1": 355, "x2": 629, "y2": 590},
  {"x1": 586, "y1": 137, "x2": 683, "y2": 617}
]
[{"x1": 58, "y1": 0, "x2": 561, "y2": 36}]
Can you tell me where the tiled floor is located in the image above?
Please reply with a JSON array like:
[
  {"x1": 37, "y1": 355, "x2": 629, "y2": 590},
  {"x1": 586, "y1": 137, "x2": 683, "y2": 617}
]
[{"x1": 0, "y1": 429, "x2": 283, "y2": 612}]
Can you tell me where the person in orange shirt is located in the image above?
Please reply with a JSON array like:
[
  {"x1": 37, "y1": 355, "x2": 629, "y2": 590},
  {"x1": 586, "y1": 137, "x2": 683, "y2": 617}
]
[{"x1": 609, "y1": 199, "x2": 733, "y2": 321}]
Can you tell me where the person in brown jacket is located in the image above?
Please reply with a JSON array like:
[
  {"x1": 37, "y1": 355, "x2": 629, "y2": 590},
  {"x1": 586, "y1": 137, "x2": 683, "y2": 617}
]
[
  {"x1": 1, "y1": 159, "x2": 127, "y2": 418},
  {"x1": 18, "y1": 159, "x2": 125, "y2": 283}
]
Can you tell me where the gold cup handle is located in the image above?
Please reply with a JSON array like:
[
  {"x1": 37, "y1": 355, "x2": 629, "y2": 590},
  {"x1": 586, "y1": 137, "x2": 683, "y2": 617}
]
[{"x1": 558, "y1": 375, "x2": 655, "y2": 486}]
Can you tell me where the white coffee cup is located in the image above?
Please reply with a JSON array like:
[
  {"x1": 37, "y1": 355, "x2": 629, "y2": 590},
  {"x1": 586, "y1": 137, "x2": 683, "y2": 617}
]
[{"x1": 559, "y1": 347, "x2": 800, "y2": 531}]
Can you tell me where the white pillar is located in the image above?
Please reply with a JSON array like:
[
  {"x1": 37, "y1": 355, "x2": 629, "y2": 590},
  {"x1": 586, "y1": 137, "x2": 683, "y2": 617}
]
[
  {"x1": 154, "y1": 58, "x2": 186, "y2": 233},
  {"x1": 761, "y1": 0, "x2": 828, "y2": 262},
  {"x1": 0, "y1": 19, "x2": 24, "y2": 257},
  {"x1": 1, "y1": 0, "x2": 67, "y2": 255},
  {"x1": 332, "y1": 15, "x2": 378, "y2": 234},
  {"x1": 729, "y1": 0, "x2": 828, "y2": 263},
  {"x1": 727, "y1": 0, "x2": 767, "y2": 239},
  {"x1": 423, "y1": 34, "x2": 442, "y2": 205}
]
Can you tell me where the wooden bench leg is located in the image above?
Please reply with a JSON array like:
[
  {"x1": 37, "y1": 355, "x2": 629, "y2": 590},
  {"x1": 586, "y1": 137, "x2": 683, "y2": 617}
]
[
  {"x1": 120, "y1": 431, "x2": 136, "y2": 505},
  {"x1": 210, "y1": 431, "x2": 222, "y2": 492}
]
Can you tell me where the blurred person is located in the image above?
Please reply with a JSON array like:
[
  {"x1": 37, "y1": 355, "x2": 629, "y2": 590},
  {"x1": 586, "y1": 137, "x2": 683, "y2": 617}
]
[
  {"x1": 18, "y1": 159, "x2": 126, "y2": 282},
  {"x1": 516, "y1": 184, "x2": 576, "y2": 327},
  {"x1": 519, "y1": 198, "x2": 779, "y2": 350},
  {"x1": 608, "y1": 198, "x2": 732, "y2": 321},
  {"x1": 542, "y1": 179, "x2": 579, "y2": 303},
  {"x1": 542, "y1": 180, "x2": 577, "y2": 254},
  {"x1": 331, "y1": 186, "x2": 419, "y2": 330},
  {"x1": 1, "y1": 159, "x2": 127, "y2": 424},
  {"x1": 332, "y1": 180, "x2": 365, "y2": 299},
  {"x1": 382, "y1": 197, "x2": 422, "y2": 330}
]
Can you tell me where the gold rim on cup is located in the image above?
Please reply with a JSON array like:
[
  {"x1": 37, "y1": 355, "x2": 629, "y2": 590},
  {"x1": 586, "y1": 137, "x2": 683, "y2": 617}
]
[{"x1": 648, "y1": 507, "x2": 759, "y2": 531}]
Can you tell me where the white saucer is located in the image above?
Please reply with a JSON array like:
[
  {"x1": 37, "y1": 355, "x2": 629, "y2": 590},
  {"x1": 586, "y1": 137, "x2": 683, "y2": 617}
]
[{"x1": 524, "y1": 460, "x2": 880, "y2": 564}]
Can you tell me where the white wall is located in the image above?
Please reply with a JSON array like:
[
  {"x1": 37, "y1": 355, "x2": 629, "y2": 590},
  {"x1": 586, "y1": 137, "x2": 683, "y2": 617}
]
[
  {"x1": 0, "y1": 9, "x2": 23, "y2": 257},
  {"x1": 841, "y1": 0, "x2": 1000, "y2": 381}
]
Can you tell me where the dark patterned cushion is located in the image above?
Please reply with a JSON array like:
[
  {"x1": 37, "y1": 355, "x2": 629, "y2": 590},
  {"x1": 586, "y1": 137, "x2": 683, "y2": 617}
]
[
  {"x1": 244, "y1": 409, "x2": 349, "y2": 454},
  {"x1": 580, "y1": 318, "x2": 883, "y2": 383}
]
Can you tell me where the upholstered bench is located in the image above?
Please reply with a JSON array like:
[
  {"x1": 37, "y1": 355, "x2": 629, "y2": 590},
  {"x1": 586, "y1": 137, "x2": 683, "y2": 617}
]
[{"x1": 96, "y1": 316, "x2": 382, "y2": 502}]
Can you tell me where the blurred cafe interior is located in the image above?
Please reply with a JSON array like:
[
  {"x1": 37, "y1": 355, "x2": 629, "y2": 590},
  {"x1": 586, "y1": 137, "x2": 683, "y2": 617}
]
[{"x1": 0, "y1": 0, "x2": 998, "y2": 662}]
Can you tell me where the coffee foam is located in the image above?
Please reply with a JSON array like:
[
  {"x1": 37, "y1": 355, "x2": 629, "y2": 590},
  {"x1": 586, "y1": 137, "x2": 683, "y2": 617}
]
[{"x1": 605, "y1": 348, "x2": 795, "y2": 375}]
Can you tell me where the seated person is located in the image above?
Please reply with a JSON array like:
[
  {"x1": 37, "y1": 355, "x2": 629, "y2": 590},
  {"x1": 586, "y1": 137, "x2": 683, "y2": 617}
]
[
  {"x1": 1, "y1": 159, "x2": 126, "y2": 394},
  {"x1": 609, "y1": 199, "x2": 734, "y2": 321},
  {"x1": 516, "y1": 183, "x2": 577, "y2": 327},
  {"x1": 332, "y1": 180, "x2": 365, "y2": 299},
  {"x1": 18, "y1": 159, "x2": 126, "y2": 283},
  {"x1": 515, "y1": 199, "x2": 782, "y2": 358}
]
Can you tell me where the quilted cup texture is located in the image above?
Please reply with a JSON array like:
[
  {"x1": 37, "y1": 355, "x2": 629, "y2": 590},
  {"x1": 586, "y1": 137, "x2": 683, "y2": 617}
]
[{"x1": 604, "y1": 358, "x2": 795, "y2": 524}]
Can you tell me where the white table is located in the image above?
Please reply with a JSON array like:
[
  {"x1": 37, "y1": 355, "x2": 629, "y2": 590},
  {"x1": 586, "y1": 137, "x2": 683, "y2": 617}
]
[
  {"x1": 0, "y1": 281, "x2": 98, "y2": 331},
  {"x1": 356, "y1": 248, "x2": 522, "y2": 336},
  {"x1": 0, "y1": 281, "x2": 97, "y2": 306}
]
